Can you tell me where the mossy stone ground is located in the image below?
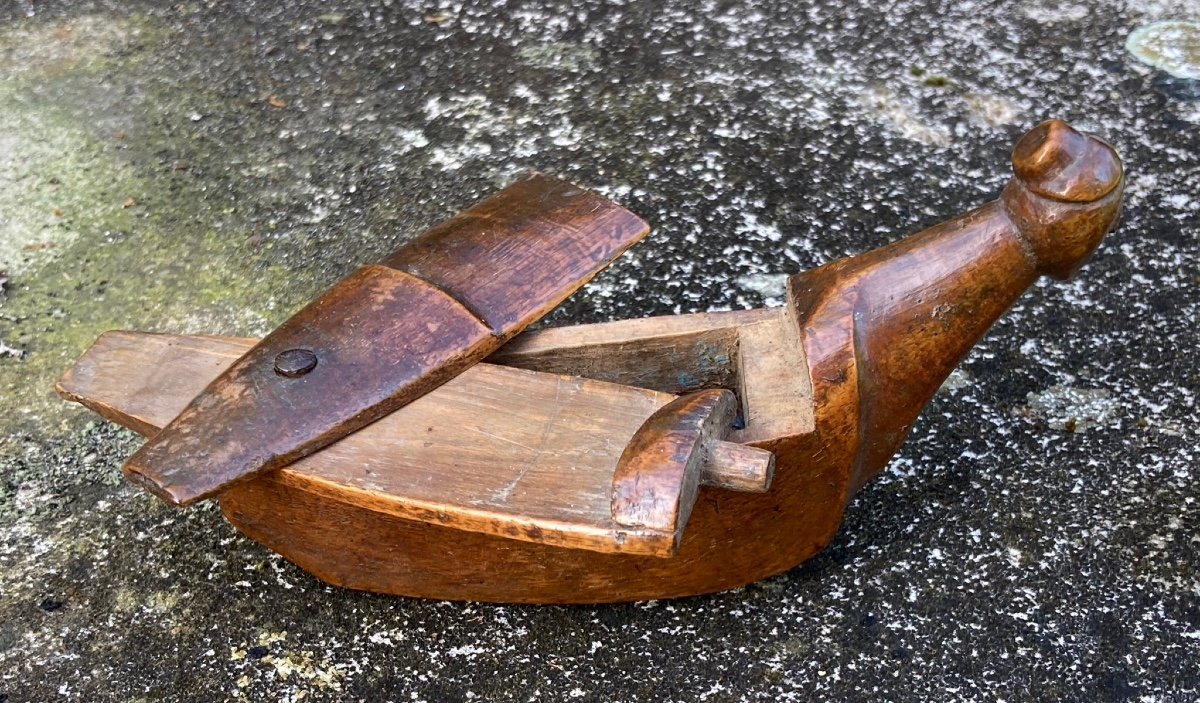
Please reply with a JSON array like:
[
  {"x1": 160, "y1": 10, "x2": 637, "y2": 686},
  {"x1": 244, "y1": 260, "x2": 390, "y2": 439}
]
[{"x1": 1, "y1": 0, "x2": 1197, "y2": 701}]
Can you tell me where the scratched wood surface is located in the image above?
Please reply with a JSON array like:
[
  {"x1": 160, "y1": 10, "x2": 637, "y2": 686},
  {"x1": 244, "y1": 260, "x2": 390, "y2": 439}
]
[
  {"x1": 121, "y1": 267, "x2": 496, "y2": 507},
  {"x1": 492, "y1": 309, "x2": 766, "y2": 398},
  {"x1": 121, "y1": 173, "x2": 651, "y2": 507},
  {"x1": 382, "y1": 174, "x2": 652, "y2": 332},
  {"x1": 61, "y1": 331, "x2": 768, "y2": 556}
]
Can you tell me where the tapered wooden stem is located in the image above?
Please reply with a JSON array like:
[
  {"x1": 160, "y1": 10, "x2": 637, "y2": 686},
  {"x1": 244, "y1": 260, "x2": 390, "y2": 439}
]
[{"x1": 789, "y1": 119, "x2": 1124, "y2": 491}]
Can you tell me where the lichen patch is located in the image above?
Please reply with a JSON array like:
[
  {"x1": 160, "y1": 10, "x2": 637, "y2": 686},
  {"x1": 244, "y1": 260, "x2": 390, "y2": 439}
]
[{"x1": 1126, "y1": 20, "x2": 1200, "y2": 80}]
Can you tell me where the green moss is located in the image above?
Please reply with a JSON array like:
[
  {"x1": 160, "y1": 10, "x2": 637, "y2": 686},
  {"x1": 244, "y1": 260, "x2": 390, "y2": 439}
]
[{"x1": 0, "y1": 13, "x2": 307, "y2": 444}]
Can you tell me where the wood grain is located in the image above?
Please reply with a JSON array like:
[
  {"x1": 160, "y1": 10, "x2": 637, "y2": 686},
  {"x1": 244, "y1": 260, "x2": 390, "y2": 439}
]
[
  {"x1": 493, "y1": 307, "x2": 814, "y2": 441},
  {"x1": 493, "y1": 310, "x2": 767, "y2": 398},
  {"x1": 382, "y1": 174, "x2": 650, "y2": 331},
  {"x1": 121, "y1": 174, "x2": 650, "y2": 506},
  {"x1": 59, "y1": 120, "x2": 1127, "y2": 602},
  {"x1": 702, "y1": 441, "x2": 775, "y2": 493},
  {"x1": 788, "y1": 119, "x2": 1125, "y2": 493},
  {"x1": 61, "y1": 331, "x2": 770, "y2": 557},
  {"x1": 608, "y1": 389, "x2": 772, "y2": 546},
  {"x1": 122, "y1": 267, "x2": 494, "y2": 505}
]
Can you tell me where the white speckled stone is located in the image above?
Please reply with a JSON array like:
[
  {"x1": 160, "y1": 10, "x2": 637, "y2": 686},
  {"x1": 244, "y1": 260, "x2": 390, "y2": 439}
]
[{"x1": 0, "y1": 0, "x2": 1196, "y2": 701}]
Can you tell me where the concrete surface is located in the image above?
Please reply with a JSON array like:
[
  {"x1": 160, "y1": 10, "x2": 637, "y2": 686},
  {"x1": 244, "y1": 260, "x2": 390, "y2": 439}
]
[{"x1": 1, "y1": 0, "x2": 1197, "y2": 700}]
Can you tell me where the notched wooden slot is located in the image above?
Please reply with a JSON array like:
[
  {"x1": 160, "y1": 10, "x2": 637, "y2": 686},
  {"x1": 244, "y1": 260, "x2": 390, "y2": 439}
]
[
  {"x1": 494, "y1": 311, "x2": 767, "y2": 426},
  {"x1": 496, "y1": 322, "x2": 743, "y2": 395}
]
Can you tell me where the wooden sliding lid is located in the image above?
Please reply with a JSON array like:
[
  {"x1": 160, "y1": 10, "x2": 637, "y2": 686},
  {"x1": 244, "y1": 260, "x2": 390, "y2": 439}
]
[{"x1": 120, "y1": 174, "x2": 650, "y2": 506}]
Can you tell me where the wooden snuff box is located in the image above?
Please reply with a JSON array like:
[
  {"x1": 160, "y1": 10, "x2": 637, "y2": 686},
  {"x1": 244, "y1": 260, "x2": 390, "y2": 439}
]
[{"x1": 58, "y1": 120, "x2": 1125, "y2": 603}]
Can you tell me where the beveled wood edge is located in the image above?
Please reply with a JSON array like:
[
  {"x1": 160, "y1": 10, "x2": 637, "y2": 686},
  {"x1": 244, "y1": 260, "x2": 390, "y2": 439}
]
[
  {"x1": 258, "y1": 468, "x2": 682, "y2": 557},
  {"x1": 610, "y1": 390, "x2": 740, "y2": 549}
]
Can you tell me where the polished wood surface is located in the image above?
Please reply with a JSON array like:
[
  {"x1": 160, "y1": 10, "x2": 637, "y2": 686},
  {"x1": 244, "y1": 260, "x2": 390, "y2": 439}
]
[
  {"x1": 382, "y1": 174, "x2": 651, "y2": 331},
  {"x1": 60, "y1": 332, "x2": 772, "y2": 557},
  {"x1": 59, "y1": 120, "x2": 1126, "y2": 602},
  {"x1": 120, "y1": 174, "x2": 650, "y2": 506},
  {"x1": 610, "y1": 389, "x2": 772, "y2": 548},
  {"x1": 789, "y1": 119, "x2": 1123, "y2": 493}
]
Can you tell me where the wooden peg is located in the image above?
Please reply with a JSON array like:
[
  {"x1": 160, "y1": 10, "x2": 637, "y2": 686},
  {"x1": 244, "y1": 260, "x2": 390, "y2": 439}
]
[
  {"x1": 702, "y1": 441, "x2": 774, "y2": 493},
  {"x1": 610, "y1": 390, "x2": 773, "y2": 551}
]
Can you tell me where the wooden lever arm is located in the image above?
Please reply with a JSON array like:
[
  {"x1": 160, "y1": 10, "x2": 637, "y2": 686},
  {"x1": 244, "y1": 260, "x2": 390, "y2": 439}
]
[{"x1": 122, "y1": 174, "x2": 649, "y2": 506}]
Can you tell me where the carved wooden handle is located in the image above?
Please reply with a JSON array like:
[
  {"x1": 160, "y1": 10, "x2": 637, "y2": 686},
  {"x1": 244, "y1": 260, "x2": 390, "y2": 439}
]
[
  {"x1": 1003, "y1": 119, "x2": 1124, "y2": 279},
  {"x1": 790, "y1": 119, "x2": 1124, "y2": 493}
]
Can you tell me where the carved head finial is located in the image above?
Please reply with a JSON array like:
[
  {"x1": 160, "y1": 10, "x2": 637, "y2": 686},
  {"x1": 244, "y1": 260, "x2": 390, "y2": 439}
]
[
  {"x1": 1003, "y1": 119, "x2": 1125, "y2": 279},
  {"x1": 1012, "y1": 119, "x2": 1123, "y2": 203}
]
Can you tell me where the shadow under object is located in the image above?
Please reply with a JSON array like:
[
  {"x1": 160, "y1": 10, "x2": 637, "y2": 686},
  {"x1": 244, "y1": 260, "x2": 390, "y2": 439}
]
[{"x1": 57, "y1": 120, "x2": 1124, "y2": 603}]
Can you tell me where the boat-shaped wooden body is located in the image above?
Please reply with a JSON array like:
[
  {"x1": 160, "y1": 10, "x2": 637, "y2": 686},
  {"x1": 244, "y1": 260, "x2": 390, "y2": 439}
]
[{"x1": 57, "y1": 120, "x2": 1125, "y2": 603}]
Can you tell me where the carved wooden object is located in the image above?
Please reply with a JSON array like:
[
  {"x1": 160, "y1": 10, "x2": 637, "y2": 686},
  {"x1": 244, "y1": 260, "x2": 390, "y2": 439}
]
[
  {"x1": 60, "y1": 332, "x2": 771, "y2": 556},
  {"x1": 58, "y1": 120, "x2": 1125, "y2": 603},
  {"x1": 121, "y1": 174, "x2": 649, "y2": 506}
]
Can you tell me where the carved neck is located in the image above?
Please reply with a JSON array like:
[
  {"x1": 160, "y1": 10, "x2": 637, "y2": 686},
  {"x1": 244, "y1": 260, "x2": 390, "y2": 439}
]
[
  {"x1": 789, "y1": 120, "x2": 1123, "y2": 494},
  {"x1": 790, "y1": 201, "x2": 1039, "y2": 491}
]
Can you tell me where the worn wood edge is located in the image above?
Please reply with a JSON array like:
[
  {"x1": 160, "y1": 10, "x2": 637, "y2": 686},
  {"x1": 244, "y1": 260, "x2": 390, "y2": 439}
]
[
  {"x1": 55, "y1": 387, "x2": 159, "y2": 439},
  {"x1": 55, "y1": 330, "x2": 253, "y2": 438},
  {"x1": 58, "y1": 331, "x2": 685, "y2": 557},
  {"x1": 496, "y1": 307, "x2": 773, "y2": 357},
  {"x1": 730, "y1": 312, "x2": 815, "y2": 444},
  {"x1": 495, "y1": 325, "x2": 743, "y2": 405},
  {"x1": 499, "y1": 307, "x2": 815, "y2": 441},
  {"x1": 489, "y1": 203, "x2": 651, "y2": 337},
  {"x1": 610, "y1": 390, "x2": 739, "y2": 548},
  {"x1": 263, "y1": 469, "x2": 680, "y2": 557},
  {"x1": 383, "y1": 172, "x2": 653, "y2": 335}
]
